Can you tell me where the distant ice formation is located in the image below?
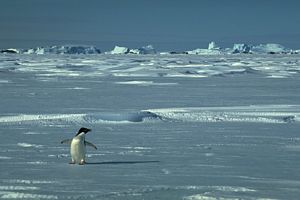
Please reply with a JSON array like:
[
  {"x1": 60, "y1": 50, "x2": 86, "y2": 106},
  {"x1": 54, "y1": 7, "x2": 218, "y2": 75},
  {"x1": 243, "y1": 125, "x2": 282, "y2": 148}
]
[
  {"x1": 208, "y1": 41, "x2": 220, "y2": 50},
  {"x1": 186, "y1": 48, "x2": 222, "y2": 55},
  {"x1": 232, "y1": 44, "x2": 252, "y2": 53},
  {"x1": 137, "y1": 45, "x2": 156, "y2": 54},
  {"x1": 109, "y1": 46, "x2": 130, "y2": 54},
  {"x1": 20, "y1": 45, "x2": 101, "y2": 55},
  {"x1": 107, "y1": 45, "x2": 156, "y2": 55},
  {"x1": 185, "y1": 41, "x2": 222, "y2": 55},
  {"x1": 186, "y1": 42, "x2": 293, "y2": 55},
  {"x1": 251, "y1": 43, "x2": 290, "y2": 54},
  {"x1": 0, "y1": 42, "x2": 298, "y2": 55}
]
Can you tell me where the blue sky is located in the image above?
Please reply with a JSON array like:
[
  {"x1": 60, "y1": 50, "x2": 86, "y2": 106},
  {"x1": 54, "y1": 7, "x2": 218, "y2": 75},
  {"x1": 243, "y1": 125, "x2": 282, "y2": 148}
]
[{"x1": 1, "y1": 0, "x2": 300, "y2": 51}]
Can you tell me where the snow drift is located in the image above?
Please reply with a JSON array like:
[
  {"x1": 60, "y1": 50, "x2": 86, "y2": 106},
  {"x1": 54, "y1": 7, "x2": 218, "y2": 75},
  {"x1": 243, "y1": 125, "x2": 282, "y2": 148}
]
[{"x1": 0, "y1": 105, "x2": 299, "y2": 126}]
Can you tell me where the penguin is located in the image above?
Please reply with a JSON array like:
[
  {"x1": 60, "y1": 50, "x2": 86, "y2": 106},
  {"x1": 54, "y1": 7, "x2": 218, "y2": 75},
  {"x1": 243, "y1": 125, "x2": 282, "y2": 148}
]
[{"x1": 61, "y1": 127, "x2": 97, "y2": 165}]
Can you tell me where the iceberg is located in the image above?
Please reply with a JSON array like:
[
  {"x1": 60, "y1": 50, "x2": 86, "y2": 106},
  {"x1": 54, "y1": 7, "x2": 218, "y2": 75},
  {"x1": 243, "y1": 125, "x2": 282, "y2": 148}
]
[
  {"x1": 137, "y1": 45, "x2": 156, "y2": 54},
  {"x1": 109, "y1": 46, "x2": 130, "y2": 54},
  {"x1": 251, "y1": 43, "x2": 289, "y2": 54},
  {"x1": 232, "y1": 44, "x2": 252, "y2": 53},
  {"x1": 186, "y1": 41, "x2": 222, "y2": 55},
  {"x1": 208, "y1": 41, "x2": 220, "y2": 50},
  {"x1": 186, "y1": 48, "x2": 222, "y2": 55},
  {"x1": 0, "y1": 42, "x2": 297, "y2": 55},
  {"x1": 106, "y1": 45, "x2": 156, "y2": 55},
  {"x1": 186, "y1": 42, "x2": 221, "y2": 55},
  {"x1": 23, "y1": 45, "x2": 101, "y2": 54},
  {"x1": 128, "y1": 48, "x2": 141, "y2": 54}
]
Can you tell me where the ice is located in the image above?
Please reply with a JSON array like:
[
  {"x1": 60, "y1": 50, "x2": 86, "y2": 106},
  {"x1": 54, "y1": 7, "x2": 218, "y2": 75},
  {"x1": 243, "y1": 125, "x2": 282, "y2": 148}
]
[
  {"x1": 146, "y1": 105, "x2": 300, "y2": 123},
  {"x1": 208, "y1": 41, "x2": 220, "y2": 50},
  {"x1": 109, "y1": 46, "x2": 130, "y2": 54},
  {"x1": 232, "y1": 43, "x2": 251, "y2": 53},
  {"x1": 0, "y1": 156, "x2": 11, "y2": 160},
  {"x1": 185, "y1": 42, "x2": 223, "y2": 55},
  {"x1": 106, "y1": 45, "x2": 156, "y2": 55},
  {"x1": 115, "y1": 81, "x2": 178, "y2": 86},
  {"x1": 17, "y1": 143, "x2": 44, "y2": 148},
  {"x1": 252, "y1": 43, "x2": 289, "y2": 54},
  {"x1": 0, "y1": 52, "x2": 300, "y2": 199},
  {"x1": 1, "y1": 105, "x2": 297, "y2": 126},
  {"x1": 0, "y1": 192, "x2": 58, "y2": 199},
  {"x1": 22, "y1": 45, "x2": 101, "y2": 54},
  {"x1": 137, "y1": 45, "x2": 156, "y2": 54},
  {"x1": 2, "y1": 43, "x2": 299, "y2": 55},
  {"x1": 186, "y1": 48, "x2": 222, "y2": 55},
  {"x1": 0, "y1": 186, "x2": 39, "y2": 191}
]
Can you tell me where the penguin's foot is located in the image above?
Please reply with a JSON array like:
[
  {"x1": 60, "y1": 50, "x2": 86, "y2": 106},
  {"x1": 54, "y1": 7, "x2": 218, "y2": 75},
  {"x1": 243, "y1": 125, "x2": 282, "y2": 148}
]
[{"x1": 79, "y1": 160, "x2": 85, "y2": 165}]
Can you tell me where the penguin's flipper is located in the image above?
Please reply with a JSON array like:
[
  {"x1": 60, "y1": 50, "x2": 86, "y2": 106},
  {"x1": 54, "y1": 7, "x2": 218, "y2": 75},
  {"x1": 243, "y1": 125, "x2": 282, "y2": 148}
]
[
  {"x1": 85, "y1": 141, "x2": 97, "y2": 150},
  {"x1": 61, "y1": 139, "x2": 72, "y2": 144}
]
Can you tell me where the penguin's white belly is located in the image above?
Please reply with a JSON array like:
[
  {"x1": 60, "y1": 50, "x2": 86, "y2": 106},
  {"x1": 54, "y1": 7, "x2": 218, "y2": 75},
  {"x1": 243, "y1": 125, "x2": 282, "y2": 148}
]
[{"x1": 70, "y1": 138, "x2": 86, "y2": 163}]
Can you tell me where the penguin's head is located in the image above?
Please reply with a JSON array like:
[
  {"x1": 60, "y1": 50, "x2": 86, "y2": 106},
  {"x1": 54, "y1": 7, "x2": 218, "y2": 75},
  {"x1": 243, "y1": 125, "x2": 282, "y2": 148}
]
[{"x1": 75, "y1": 127, "x2": 91, "y2": 136}]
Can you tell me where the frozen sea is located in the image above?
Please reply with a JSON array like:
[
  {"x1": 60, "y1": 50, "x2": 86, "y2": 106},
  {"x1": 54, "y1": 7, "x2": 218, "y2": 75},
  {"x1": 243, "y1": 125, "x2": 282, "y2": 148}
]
[{"x1": 0, "y1": 53, "x2": 300, "y2": 199}]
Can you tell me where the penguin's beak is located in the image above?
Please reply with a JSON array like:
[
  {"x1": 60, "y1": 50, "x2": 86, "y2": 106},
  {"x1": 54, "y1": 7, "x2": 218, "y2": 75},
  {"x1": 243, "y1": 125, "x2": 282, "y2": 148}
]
[{"x1": 86, "y1": 128, "x2": 91, "y2": 133}]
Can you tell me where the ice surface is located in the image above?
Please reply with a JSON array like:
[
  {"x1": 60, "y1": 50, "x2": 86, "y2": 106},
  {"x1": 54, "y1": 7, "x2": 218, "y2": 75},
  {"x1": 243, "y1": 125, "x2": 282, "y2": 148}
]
[{"x1": 0, "y1": 53, "x2": 300, "y2": 199}]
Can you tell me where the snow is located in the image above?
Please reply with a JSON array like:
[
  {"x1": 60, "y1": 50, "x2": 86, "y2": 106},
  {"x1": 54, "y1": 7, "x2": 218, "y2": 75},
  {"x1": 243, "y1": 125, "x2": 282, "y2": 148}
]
[{"x1": 0, "y1": 52, "x2": 300, "y2": 199}]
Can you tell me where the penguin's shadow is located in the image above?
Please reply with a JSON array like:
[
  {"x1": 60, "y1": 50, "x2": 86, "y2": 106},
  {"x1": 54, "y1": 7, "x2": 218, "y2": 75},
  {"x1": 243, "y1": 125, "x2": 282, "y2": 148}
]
[{"x1": 85, "y1": 160, "x2": 160, "y2": 165}]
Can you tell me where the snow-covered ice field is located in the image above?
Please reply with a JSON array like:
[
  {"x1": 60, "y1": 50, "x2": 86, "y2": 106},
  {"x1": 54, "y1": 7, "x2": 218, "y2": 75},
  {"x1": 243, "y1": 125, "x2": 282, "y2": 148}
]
[{"x1": 0, "y1": 53, "x2": 300, "y2": 199}]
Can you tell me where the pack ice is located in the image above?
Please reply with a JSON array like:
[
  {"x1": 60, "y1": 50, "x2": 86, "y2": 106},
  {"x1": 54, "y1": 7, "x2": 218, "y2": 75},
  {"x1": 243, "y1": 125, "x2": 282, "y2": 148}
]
[{"x1": 0, "y1": 48, "x2": 300, "y2": 200}]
